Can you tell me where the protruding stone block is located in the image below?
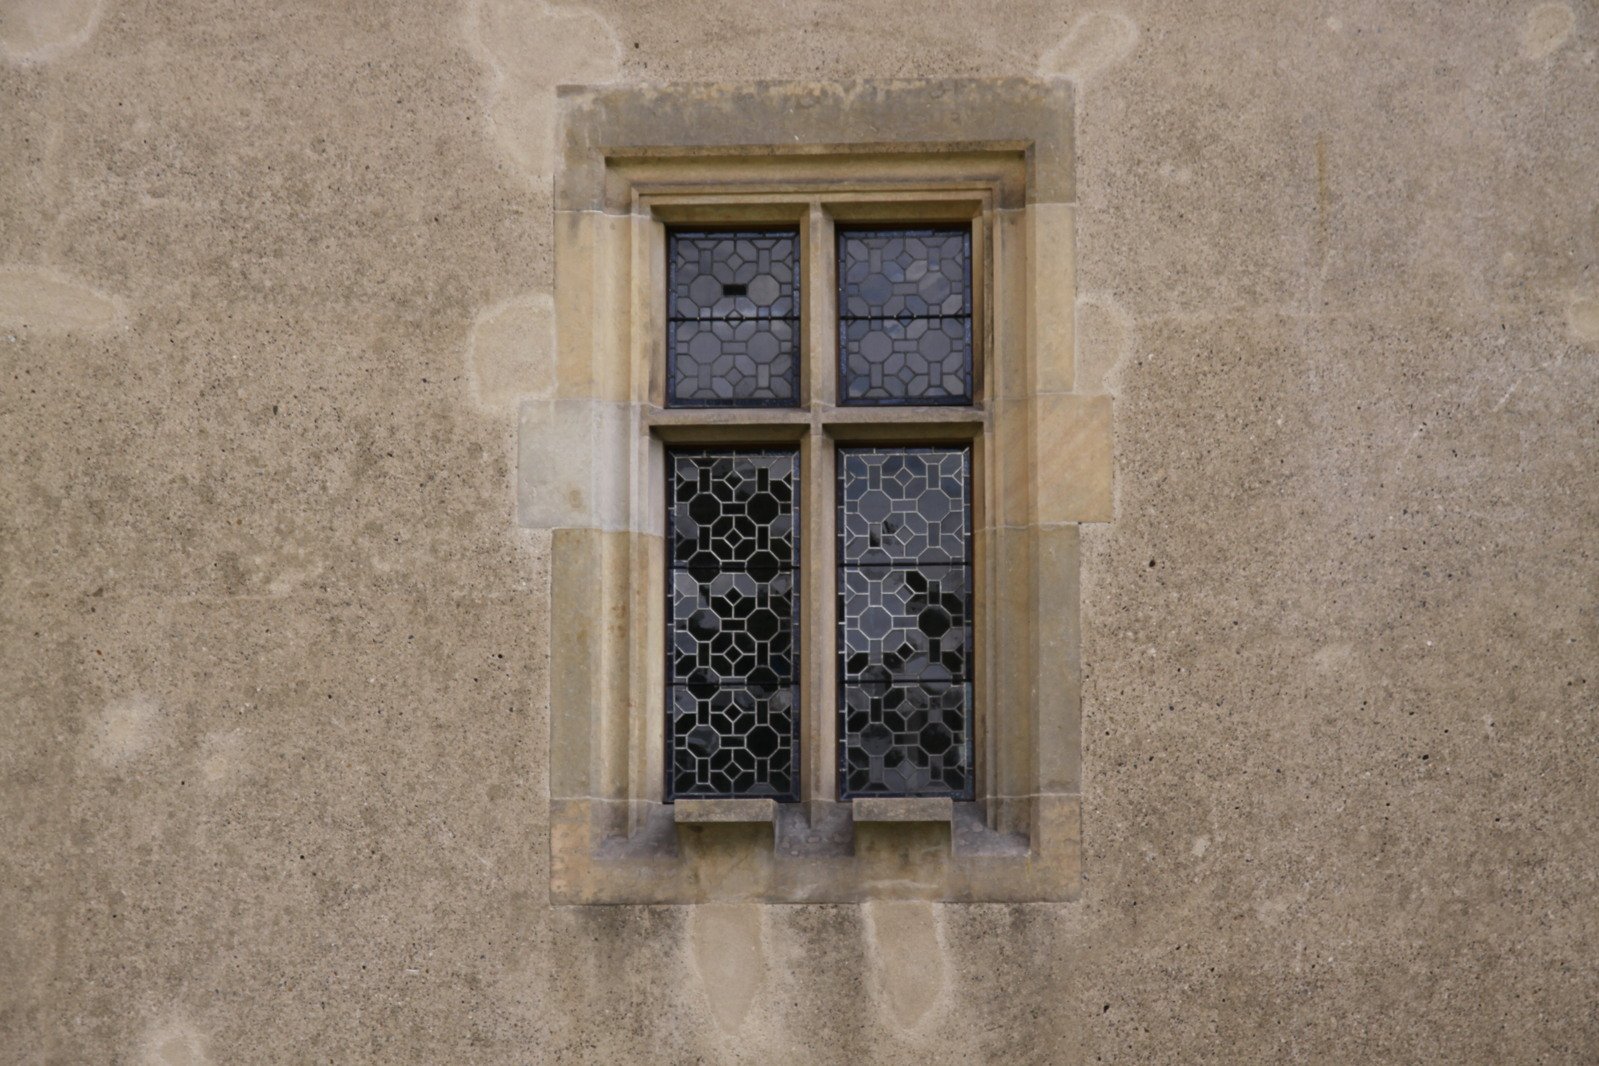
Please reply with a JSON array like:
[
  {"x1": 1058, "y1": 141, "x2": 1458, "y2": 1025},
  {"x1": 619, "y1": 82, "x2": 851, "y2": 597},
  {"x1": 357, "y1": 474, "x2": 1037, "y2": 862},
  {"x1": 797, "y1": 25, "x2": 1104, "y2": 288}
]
[
  {"x1": 553, "y1": 209, "x2": 635, "y2": 403},
  {"x1": 1035, "y1": 525, "x2": 1083, "y2": 794},
  {"x1": 674, "y1": 799, "x2": 778, "y2": 824},
  {"x1": 853, "y1": 797, "x2": 954, "y2": 824},
  {"x1": 1035, "y1": 393, "x2": 1113, "y2": 523},
  {"x1": 517, "y1": 398, "x2": 634, "y2": 531},
  {"x1": 1029, "y1": 203, "x2": 1078, "y2": 393}
]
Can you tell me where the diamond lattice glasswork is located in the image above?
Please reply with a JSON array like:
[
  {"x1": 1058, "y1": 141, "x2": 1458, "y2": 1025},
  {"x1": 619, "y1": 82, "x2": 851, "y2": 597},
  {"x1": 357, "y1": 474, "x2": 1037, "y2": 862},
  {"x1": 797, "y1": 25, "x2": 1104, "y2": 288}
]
[
  {"x1": 838, "y1": 228, "x2": 973, "y2": 405},
  {"x1": 668, "y1": 230, "x2": 800, "y2": 406},
  {"x1": 836, "y1": 446, "x2": 973, "y2": 798},
  {"x1": 667, "y1": 451, "x2": 800, "y2": 799}
]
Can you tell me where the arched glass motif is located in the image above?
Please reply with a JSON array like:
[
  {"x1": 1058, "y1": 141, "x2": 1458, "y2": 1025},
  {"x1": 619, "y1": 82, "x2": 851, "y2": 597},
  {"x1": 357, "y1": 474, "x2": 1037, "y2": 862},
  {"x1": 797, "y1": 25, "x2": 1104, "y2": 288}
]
[
  {"x1": 667, "y1": 450, "x2": 800, "y2": 799},
  {"x1": 836, "y1": 446, "x2": 973, "y2": 798}
]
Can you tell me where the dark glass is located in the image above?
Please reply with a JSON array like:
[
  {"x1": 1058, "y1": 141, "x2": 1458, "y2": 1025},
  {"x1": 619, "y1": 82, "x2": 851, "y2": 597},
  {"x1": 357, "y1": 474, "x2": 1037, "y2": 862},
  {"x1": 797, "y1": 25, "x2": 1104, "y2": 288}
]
[
  {"x1": 838, "y1": 228, "x2": 973, "y2": 405},
  {"x1": 836, "y1": 446, "x2": 973, "y2": 798},
  {"x1": 668, "y1": 230, "x2": 800, "y2": 406},
  {"x1": 840, "y1": 566, "x2": 970, "y2": 683},
  {"x1": 672, "y1": 570, "x2": 794, "y2": 686},
  {"x1": 667, "y1": 451, "x2": 800, "y2": 800},
  {"x1": 842, "y1": 684, "x2": 971, "y2": 796}
]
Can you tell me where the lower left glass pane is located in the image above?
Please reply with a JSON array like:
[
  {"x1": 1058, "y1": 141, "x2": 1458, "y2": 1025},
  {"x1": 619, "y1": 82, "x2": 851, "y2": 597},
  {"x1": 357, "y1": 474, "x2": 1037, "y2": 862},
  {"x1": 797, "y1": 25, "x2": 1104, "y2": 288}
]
[
  {"x1": 666, "y1": 449, "x2": 800, "y2": 800},
  {"x1": 670, "y1": 685, "x2": 797, "y2": 799}
]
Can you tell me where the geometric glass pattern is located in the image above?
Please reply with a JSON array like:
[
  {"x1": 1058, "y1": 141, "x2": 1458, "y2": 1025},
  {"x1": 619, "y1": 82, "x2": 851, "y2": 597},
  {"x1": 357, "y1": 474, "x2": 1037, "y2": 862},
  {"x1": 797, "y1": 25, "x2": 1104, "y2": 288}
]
[
  {"x1": 836, "y1": 446, "x2": 973, "y2": 798},
  {"x1": 668, "y1": 230, "x2": 800, "y2": 407},
  {"x1": 838, "y1": 228, "x2": 973, "y2": 405},
  {"x1": 667, "y1": 450, "x2": 800, "y2": 799}
]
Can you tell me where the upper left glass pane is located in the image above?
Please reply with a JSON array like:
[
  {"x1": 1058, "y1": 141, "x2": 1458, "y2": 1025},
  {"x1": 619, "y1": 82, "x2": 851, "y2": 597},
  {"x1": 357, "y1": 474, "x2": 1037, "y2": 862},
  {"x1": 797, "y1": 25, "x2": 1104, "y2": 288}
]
[{"x1": 667, "y1": 229, "x2": 801, "y2": 407}]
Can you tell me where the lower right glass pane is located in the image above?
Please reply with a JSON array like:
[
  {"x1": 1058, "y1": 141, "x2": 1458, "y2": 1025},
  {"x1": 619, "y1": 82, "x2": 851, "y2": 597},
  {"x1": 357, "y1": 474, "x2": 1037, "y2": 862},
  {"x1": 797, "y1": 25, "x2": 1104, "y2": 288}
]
[
  {"x1": 842, "y1": 682, "x2": 972, "y2": 796},
  {"x1": 836, "y1": 445, "x2": 974, "y2": 799}
]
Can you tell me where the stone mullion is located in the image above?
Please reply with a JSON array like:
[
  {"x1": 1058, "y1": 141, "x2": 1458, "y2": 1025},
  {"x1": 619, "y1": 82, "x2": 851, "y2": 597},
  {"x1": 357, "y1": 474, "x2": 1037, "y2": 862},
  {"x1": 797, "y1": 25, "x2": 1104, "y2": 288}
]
[
  {"x1": 801, "y1": 430, "x2": 836, "y2": 812},
  {"x1": 804, "y1": 200, "x2": 835, "y2": 409},
  {"x1": 801, "y1": 200, "x2": 838, "y2": 811}
]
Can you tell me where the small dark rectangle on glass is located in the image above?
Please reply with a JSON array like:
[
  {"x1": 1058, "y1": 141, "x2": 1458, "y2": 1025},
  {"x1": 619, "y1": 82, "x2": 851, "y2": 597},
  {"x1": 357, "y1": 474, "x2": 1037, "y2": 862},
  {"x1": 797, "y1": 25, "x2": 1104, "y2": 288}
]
[
  {"x1": 668, "y1": 230, "x2": 800, "y2": 407},
  {"x1": 838, "y1": 227, "x2": 973, "y2": 406}
]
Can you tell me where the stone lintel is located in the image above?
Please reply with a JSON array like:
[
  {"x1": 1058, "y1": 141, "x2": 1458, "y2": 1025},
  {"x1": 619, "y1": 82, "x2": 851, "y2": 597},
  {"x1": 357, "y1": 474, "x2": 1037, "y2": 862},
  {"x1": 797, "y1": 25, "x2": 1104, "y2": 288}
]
[{"x1": 556, "y1": 78, "x2": 1074, "y2": 213}]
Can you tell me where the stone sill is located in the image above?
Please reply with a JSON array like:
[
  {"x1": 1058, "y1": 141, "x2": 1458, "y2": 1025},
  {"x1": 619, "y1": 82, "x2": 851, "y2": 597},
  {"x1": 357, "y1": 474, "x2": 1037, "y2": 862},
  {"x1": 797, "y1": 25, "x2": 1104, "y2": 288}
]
[
  {"x1": 852, "y1": 797, "x2": 954, "y2": 823},
  {"x1": 563, "y1": 796, "x2": 1071, "y2": 904},
  {"x1": 674, "y1": 798, "x2": 777, "y2": 824},
  {"x1": 594, "y1": 799, "x2": 1029, "y2": 861}
]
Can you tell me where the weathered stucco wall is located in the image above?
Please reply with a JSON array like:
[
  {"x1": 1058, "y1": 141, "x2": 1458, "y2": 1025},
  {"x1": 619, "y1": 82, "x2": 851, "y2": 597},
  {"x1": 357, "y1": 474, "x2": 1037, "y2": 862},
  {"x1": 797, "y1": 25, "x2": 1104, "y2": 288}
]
[{"x1": 2, "y1": 0, "x2": 1595, "y2": 1062}]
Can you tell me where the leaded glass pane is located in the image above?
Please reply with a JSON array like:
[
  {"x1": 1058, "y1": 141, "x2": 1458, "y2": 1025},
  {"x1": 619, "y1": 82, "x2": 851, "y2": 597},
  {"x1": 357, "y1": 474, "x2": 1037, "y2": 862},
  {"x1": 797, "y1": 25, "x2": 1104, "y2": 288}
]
[
  {"x1": 837, "y1": 446, "x2": 973, "y2": 798},
  {"x1": 838, "y1": 228, "x2": 973, "y2": 405},
  {"x1": 671, "y1": 452, "x2": 796, "y2": 576},
  {"x1": 671, "y1": 686, "x2": 797, "y2": 800},
  {"x1": 672, "y1": 570, "x2": 794, "y2": 685},
  {"x1": 838, "y1": 448, "x2": 970, "y2": 565},
  {"x1": 840, "y1": 566, "x2": 969, "y2": 683},
  {"x1": 668, "y1": 230, "x2": 800, "y2": 407},
  {"x1": 842, "y1": 683, "x2": 971, "y2": 797},
  {"x1": 667, "y1": 451, "x2": 799, "y2": 800}
]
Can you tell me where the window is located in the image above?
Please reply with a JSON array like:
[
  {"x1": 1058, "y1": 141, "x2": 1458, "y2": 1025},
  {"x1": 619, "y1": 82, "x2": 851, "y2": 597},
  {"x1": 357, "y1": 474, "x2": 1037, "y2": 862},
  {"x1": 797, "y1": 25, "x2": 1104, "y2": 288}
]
[
  {"x1": 667, "y1": 231, "x2": 800, "y2": 406},
  {"x1": 534, "y1": 77, "x2": 1107, "y2": 903},
  {"x1": 662, "y1": 226, "x2": 980, "y2": 806}
]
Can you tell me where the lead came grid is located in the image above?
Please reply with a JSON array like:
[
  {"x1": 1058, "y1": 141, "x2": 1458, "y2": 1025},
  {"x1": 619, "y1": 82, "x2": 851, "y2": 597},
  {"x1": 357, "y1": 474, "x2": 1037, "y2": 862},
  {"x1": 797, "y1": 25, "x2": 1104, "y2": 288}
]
[
  {"x1": 667, "y1": 230, "x2": 800, "y2": 406},
  {"x1": 838, "y1": 228, "x2": 974, "y2": 405},
  {"x1": 836, "y1": 446, "x2": 974, "y2": 798},
  {"x1": 667, "y1": 451, "x2": 800, "y2": 800}
]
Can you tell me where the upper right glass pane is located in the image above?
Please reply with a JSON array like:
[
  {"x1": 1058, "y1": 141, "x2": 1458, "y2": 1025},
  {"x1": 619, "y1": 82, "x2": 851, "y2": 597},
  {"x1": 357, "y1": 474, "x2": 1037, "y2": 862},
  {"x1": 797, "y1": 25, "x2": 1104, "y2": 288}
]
[{"x1": 838, "y1": 227, "x2": 973, "y2": 405}]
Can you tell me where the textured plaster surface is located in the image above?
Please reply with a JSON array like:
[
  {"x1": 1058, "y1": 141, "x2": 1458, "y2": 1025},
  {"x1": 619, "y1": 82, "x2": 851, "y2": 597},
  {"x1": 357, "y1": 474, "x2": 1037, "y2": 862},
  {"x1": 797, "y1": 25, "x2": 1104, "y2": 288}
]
[
  {"x1": 2, "y1": 1, "x2": 1596, "y2": 1063},
  {"x1": 0, "y1": 0, "x2": 103, "y2": 65}
]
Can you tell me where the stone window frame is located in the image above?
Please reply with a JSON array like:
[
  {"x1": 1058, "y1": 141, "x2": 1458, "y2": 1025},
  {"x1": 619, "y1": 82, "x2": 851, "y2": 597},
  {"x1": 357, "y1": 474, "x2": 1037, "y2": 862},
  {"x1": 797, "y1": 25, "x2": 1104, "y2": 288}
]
[{"x1": 526, "y1": 78, "x2": 1110, "y2": 904}]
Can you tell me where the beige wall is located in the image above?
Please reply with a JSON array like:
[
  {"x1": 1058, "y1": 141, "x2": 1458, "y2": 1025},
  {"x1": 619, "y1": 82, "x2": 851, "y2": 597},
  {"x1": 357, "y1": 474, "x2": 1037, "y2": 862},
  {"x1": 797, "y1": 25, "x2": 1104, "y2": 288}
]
[{"x1": 3, "y1": 0, "x2": 1596, "y2": 1062}]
